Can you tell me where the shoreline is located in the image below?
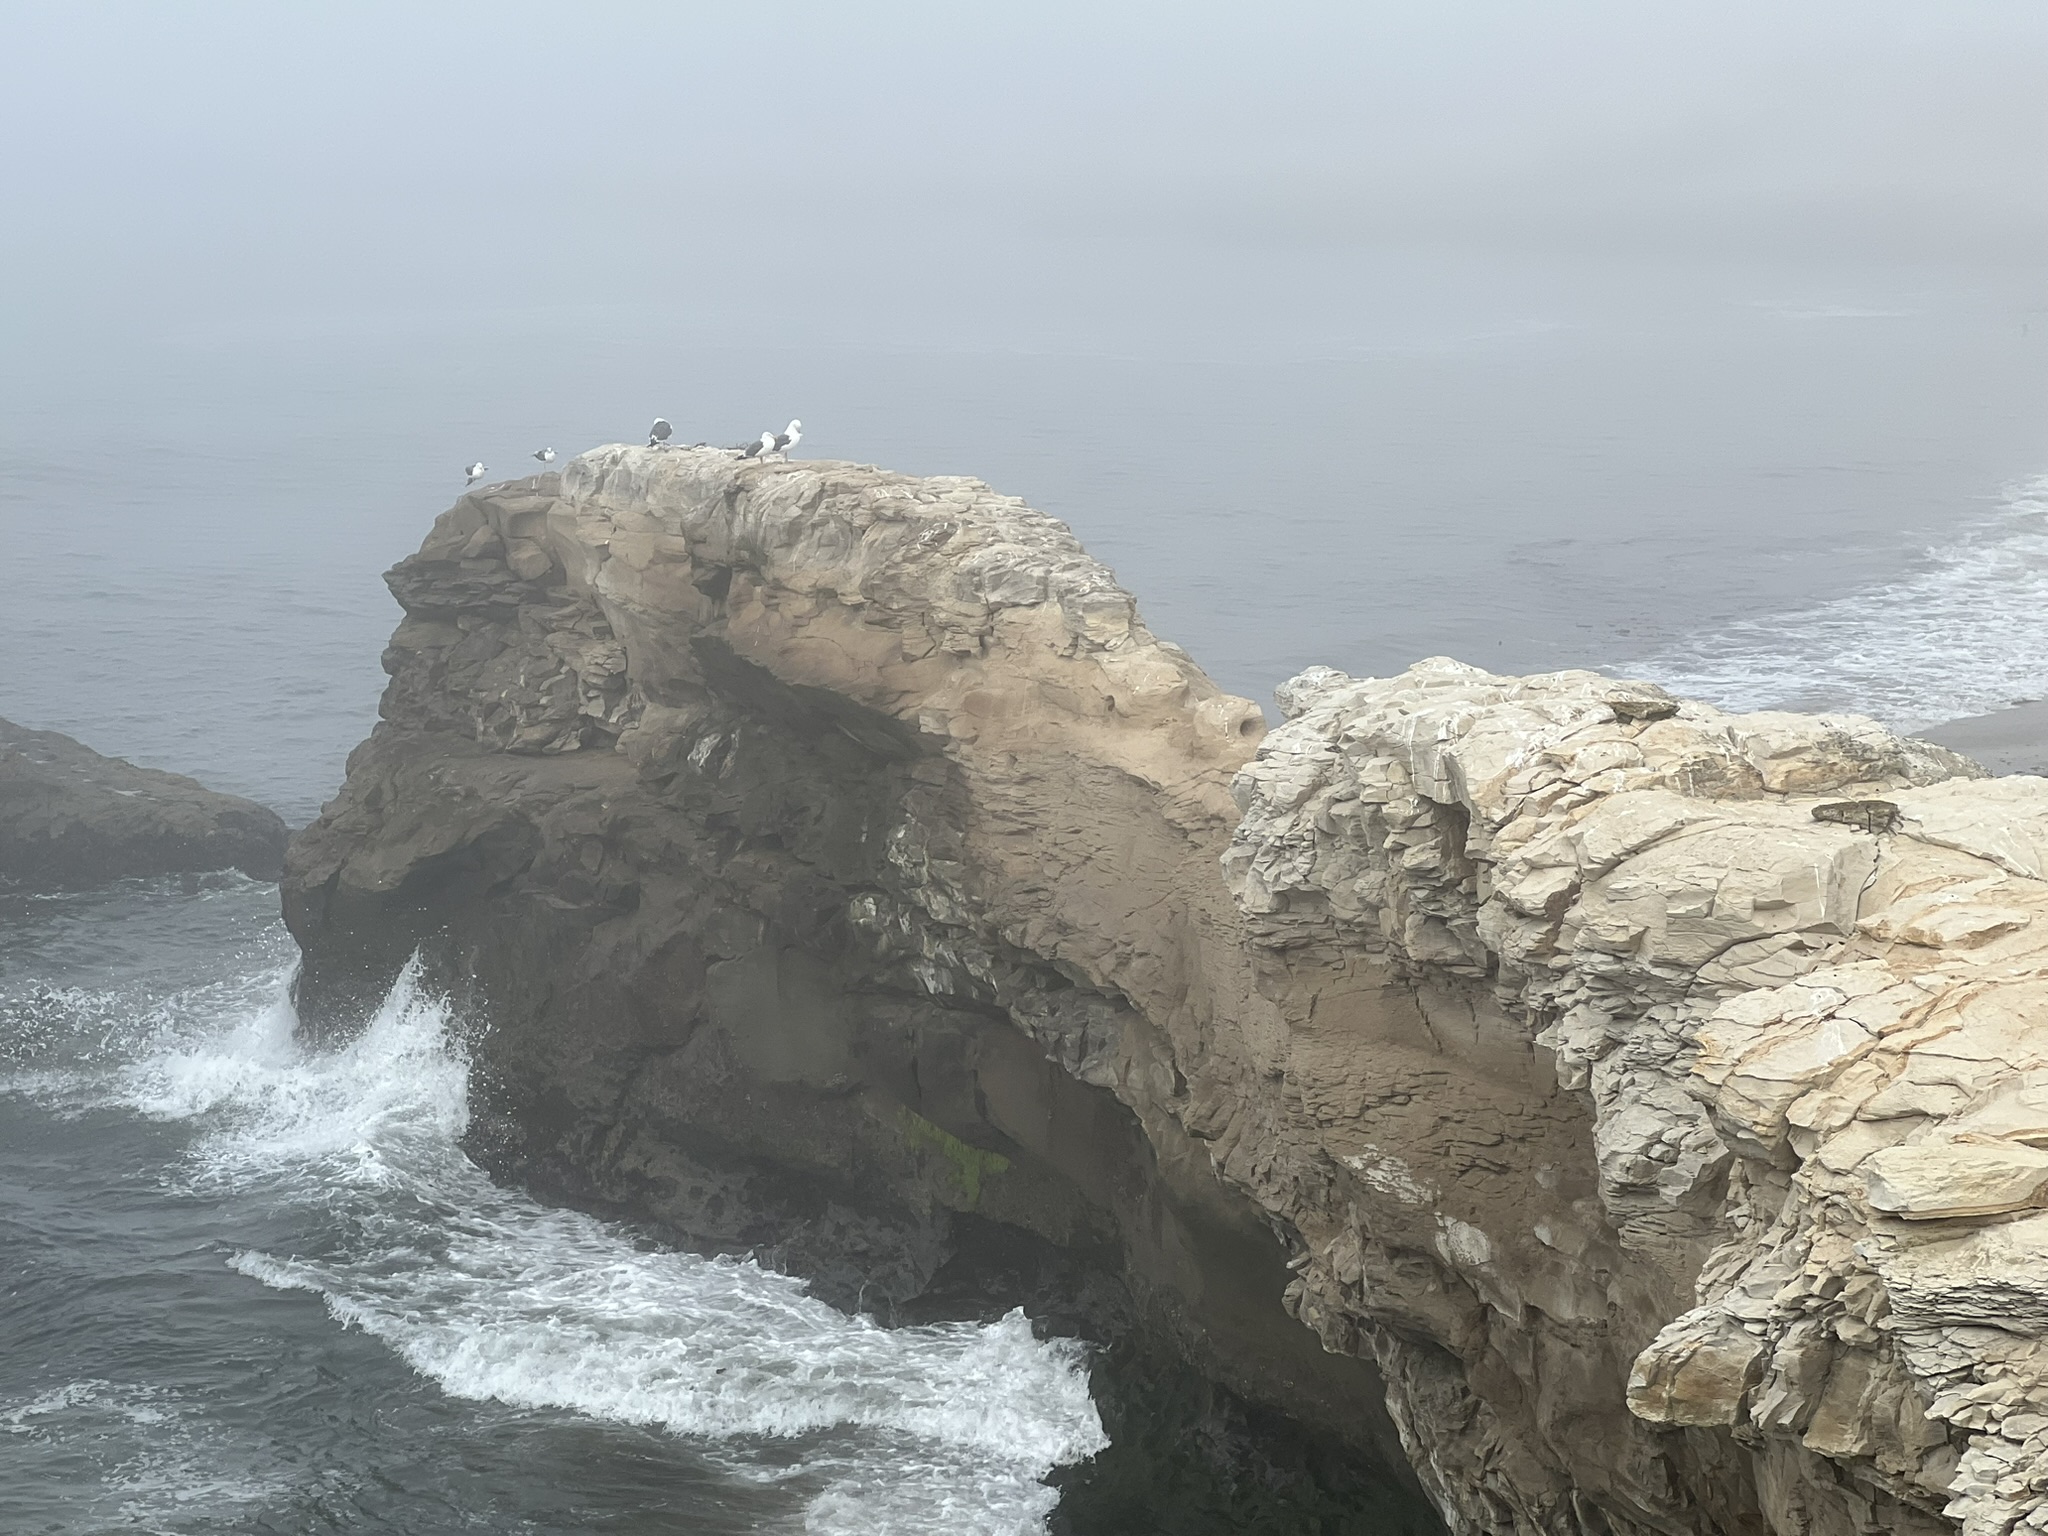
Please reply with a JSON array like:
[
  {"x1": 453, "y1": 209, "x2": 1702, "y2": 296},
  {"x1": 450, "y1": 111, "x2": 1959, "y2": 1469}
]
[{"x1": 1918, "y1": 698, "x2": 2048, "y2": 777}]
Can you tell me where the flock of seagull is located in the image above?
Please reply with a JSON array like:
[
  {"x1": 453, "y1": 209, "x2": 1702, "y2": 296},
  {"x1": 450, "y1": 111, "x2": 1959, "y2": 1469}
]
[{"x1": 464, "y1": 418, "x2": 803, "y2": 487}]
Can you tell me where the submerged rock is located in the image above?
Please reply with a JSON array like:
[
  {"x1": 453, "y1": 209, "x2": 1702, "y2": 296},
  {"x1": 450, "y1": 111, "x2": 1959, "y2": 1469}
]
[
  {"x1": 0, "y1": 718, "x2": 287, "y2": 888},
  {"x1": 288, "y1": 446, "x2": 2048, "y2": 1535}
]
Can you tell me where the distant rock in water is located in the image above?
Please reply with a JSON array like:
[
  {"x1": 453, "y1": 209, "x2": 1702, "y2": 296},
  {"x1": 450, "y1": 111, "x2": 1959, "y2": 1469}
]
[{"x1": 0, "y1": 719, "x2": 288, "y2": 888}]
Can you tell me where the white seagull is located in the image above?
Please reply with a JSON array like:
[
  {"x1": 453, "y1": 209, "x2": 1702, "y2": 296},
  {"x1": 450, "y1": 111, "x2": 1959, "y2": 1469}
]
[
  {"x1": 648, "y1": 419, "x2": 673, "y2": 448},
  {"x1": 465, "y1": 462, "x2": 487, "y2": 485},
  {"x1": 532, "y1": 447, "x2": 556, "y2": 464},
  {"x1": 771, "y1": 419, "x2": 801, "y2": 458},
  {"x1": 740, "y1": 431, "x2": 775, "y2": 461}
]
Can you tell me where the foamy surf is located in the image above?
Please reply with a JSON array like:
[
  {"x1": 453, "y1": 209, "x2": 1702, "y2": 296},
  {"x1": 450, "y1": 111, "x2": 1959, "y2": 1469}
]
[
  {"x1": 1, "y1": 1378, "x2": 293, "y2": 1531},
  {"x1": 1635, "y1": 474, "x2": 2048, "y2": 730},
  {"x1": 118, "y1": 957, "x2": 1106, "y2": 1535}
]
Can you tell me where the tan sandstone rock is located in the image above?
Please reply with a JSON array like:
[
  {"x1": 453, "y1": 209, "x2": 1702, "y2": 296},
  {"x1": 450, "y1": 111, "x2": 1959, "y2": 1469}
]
[
  {"x1": 287, "y1": 445, "x2": 2048, "y2": 1536},
  {"x1": 1865, "y1": 1142, "x2": 2048, "y2": 1220}
]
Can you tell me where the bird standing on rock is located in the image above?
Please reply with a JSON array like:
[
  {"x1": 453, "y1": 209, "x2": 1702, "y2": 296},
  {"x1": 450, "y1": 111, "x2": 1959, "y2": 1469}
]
[
  {"x1": 771, "y1": 419, "x2": 801, "y2": 459},
  {"x1": 465, "y1": 462, "x2": 487, "y2": 485},
  {"x1": 531, "y1": 447, "x2": 556, "y2": 464},
  {"x1": 648, "y1": 419, "x2": 673, "y2": 448},
  {"x1": 739, "y1": 431, "x2": 775, "y2": 460}
]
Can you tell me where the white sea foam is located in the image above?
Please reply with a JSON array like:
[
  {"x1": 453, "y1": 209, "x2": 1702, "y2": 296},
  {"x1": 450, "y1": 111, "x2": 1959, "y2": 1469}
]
[
  {"x1": 1, "y1": 1378, "x2": 130, "y2": 1430},
  {"x1": 1637, "y1": 474, "x2": 2048, "y2": 730},
  {"x1": 126, "y1": 959, "x2": 1105, "y2": 1534},
  {"x1": 0, "y1": 903, "x2": 297, "y2": 1115},
  {"x1": 0, "y1": 1378, "x2": 291, "y2": 1532}
]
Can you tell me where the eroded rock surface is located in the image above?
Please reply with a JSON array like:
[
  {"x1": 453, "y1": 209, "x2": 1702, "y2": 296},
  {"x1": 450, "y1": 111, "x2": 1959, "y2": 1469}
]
[
  {"x1": 286, "y1": 444, "x2": 2048, "y2": 1534},
  {"x1": 282, "y1": 451, "x2": 1433, "y2": 1528},
  {"x1": 1231, "y1": 662, "x2": 2048, "y2": 1535},
  {"x1": 0, "y1": 718, "x2": 287, "y2": 887}
]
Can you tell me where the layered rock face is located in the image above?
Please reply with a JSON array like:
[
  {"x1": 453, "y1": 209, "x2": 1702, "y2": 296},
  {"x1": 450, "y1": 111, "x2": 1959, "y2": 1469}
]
[
  {"x1": 286, "y1": 445, "x2": 2048, "y2": 1535},
  {"x1": 1231, "y1": 666, "x2": 2048, "y2": 1535},
  {"x1": 280, "y1": 450, "x2": 1432, "y2": 1526},
  {"x1": 0, "y1": 718, "x2": 287, "y2": 887}
]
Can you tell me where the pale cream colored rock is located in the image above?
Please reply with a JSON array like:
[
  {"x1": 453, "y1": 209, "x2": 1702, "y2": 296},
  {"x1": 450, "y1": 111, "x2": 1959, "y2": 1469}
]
[
  {"x1": 1878, "y1": 1211, "x2": 2048, "y2": 1335},
  {"x1": 1626, "y1": 1311, "x2": 1764, "y2": 1426},
  {"x1": 328, "y1": 446, "x2": 2048, "y2": 1536},
  {"x1": 1227, "y1": 657, "x2": 2039, "y2": 1535},
  {"x1": 1896, "y1": 776, "x2": 2048, "y2": 878},
  {"x1": 1865, "y1": 1141, "x2": 2048, "y2": 1219}
]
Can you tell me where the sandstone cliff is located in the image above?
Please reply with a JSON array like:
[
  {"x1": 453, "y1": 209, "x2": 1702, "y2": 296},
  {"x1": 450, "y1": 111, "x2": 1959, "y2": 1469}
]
[
  {"x1": 1230, "y1": 665, "x2": 2046, "y2": 1535},
  {"x1": 285, "y1": 445, "x2": 2048, "y2": 1535},
  {"x1": 0, "y1": 718, "x2": 287, "y2": 888}
]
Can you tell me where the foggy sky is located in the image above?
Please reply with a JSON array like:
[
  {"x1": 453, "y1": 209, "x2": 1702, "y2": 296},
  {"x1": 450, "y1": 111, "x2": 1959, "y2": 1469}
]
[{"x1": 3, "y1": 1, "x2": 2042, "y2": 345}]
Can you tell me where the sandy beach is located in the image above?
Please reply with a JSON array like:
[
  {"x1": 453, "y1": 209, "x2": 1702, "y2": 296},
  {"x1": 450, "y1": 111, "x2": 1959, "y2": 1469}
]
[{"x1": 1918, "y1": 700, "x2": 2048, "y2": 777}]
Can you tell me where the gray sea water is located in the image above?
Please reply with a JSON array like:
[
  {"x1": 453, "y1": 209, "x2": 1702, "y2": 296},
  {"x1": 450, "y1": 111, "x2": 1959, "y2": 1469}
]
[
  {"x1": 1, "y1": 246, "x2": 2043, "y2": 1532},
  {"x1": 0, "y1": 878, "x2": 1103, "y2": 1535}
]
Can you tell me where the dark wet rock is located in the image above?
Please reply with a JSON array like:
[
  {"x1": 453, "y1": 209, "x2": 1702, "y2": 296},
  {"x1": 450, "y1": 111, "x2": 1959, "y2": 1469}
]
[
  {"x1": 0, "y1": 719, "x2": 288, "y2": 888},
  {"x1": 283, "y1": 457, "x2": 1435, "y2": 1529}
]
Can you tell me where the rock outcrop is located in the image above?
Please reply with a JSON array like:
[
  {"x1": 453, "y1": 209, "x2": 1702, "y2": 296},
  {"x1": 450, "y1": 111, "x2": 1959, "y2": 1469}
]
[
  {"x1": 285, "y1": 444, "x2": 2048, "y2": 1535},
  {"x1": 280, "y1": 452, "x2": 1436, "y2": 1529},
  {"x1": 0, "y1": 718, "x2": 288, "y2": 887},
  {"x1": 1230, "y1": 665, "x2": 2048, "y2": 1535}
]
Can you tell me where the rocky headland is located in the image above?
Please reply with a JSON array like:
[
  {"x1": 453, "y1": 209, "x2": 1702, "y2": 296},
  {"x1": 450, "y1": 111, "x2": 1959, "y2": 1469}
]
[
  {"x1": 0, "y1": 718, "x2": 287, "y2": 888},
  {"x1": 284, "y1": 444, "x2": 2048, "y2": 1535}
]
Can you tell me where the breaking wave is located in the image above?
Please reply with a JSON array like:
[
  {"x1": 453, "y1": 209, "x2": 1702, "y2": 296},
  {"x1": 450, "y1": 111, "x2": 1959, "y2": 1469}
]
[
  {"x1": 1636, "y1": 474, "x2": 2048, "y2": 730},
  {"x1": 14, "y1": 942, "x2": 1105, "y2": 1535}
]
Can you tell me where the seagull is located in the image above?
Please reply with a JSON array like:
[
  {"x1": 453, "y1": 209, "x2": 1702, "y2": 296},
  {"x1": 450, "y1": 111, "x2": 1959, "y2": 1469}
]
[
  {"x1": 648, "y1": 419, "x2": 673, "y2": 448},
  {"x1": 531, "y1": 447, "x2": 556, "y2": 464},
  {"x1": 771, "y1": 419, "x2": 801, "y2": 459},
  {"x1": 465, "y1": 462, "x2": 487, "y2": 485},
  {"x1": 739, "y1": 431, "x2": 775, "y2": 461}
]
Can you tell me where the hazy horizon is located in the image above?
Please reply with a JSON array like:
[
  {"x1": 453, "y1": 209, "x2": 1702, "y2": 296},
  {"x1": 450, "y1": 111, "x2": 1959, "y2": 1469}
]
[{"x1": 4, "y1": 2, "x2": 2043, "y2": 348}]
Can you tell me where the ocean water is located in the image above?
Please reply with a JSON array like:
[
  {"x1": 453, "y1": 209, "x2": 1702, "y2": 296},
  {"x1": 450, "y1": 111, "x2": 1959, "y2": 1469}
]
[
  {"x1": 0, "y1": 877, "x2": 1105, "y2": 1534},
  {"x1": 0, "y1": 245, "x2": 2043, "y2": 1531},
  {"x1": 1640, "y1": 472, "x2": 2048, "y2": 729}
]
